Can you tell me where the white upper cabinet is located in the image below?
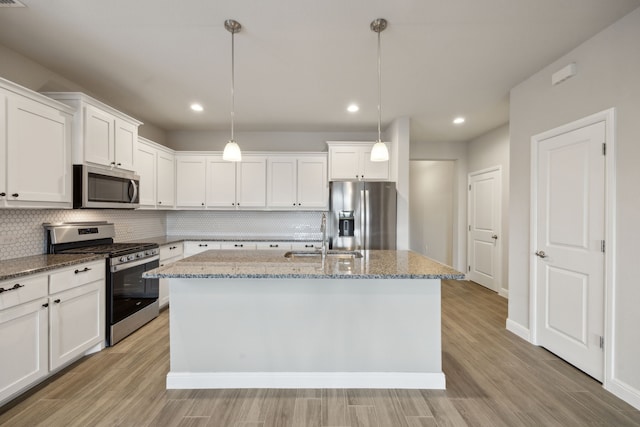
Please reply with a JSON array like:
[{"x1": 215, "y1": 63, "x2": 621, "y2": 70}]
[
  {"x1": 157, "y1": 149, "x2": 175, "y2": 208},
  {"x1": 1, "y1": 79, "x2": 74, "y2": 209},
  {"x1": 236, "y1": 156, "x2": 267, "y2": 208},
  {"x1": 136, "y1": 138, "x2": 158, "y2": 208},
  {"x1": 206, "y1": 156, "x2": 237, "y2": 208},
  {"x1": 176, "y1": 155, "x2": 207, "y2": 208},
  {"x1": 327, "y1": 141, "x2": 390, "y2": 181},
  {"x1": 136, "y1": 137, "x2": 176, "y2": 209},
  {"x1": 267, "y1": 154, "x2": 327, "y2": 210},
  {"x1": 43, "y1": 92, "x2": 142, "y2": 171}
]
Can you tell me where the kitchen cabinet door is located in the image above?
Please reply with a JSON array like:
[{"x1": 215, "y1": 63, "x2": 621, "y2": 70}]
[
  {"x1": 328, "y1": 146, "x2": 360, "y2": 180},
  {"x1": 6, "y1": 95, "x2": 72, "y2": 206},
  {"x1": 84, "y1": 104, "x2": 115, "y2": 167},
  {"x1": 114, "y1": 119, "x2": 137, "y2": 171},
  {"x1": 206, "y1": 157, "x2": 237, "y2": 208},
  {"x1": 267, "y1": 157, "x2": 297, "y2": 208},
  {"x1": 0, "y1": 298, "x2": 49, "y2": 405},
  {"x1": 157, "y1": 150, "x2": 175, "y2": 208},
  {"x1": 159, "y1": 242, "x2": 184, "y2": 308},
  {"x1": 236, "y1": 156, "x2": 267, "y2": 208},
  {"x1": 49, "y1": 280, "x2": 103, "y2": 371},
  {"x1": 176, "y1": 155, "x2": 206, "y2": 208},
  {"x1": 328, "y1": 142, "x2": 390, "y2": 181},
  {"x1": 136, "y1": 140, "x2": 157, "y2": 208},
  {"x1": 297, "y1": 156, "x2": 328, "y2": 209},
  {"x1": 0, "y1": 90, "x2": 6, "y2": 204},
  {"x1": 361, "y1": 147, "x2": 390, "y2": 180}
]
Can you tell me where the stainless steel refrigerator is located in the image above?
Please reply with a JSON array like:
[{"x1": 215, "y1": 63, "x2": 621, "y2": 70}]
[{"x1": 329, "y1": 181, "x2": 397, "y2": 250}]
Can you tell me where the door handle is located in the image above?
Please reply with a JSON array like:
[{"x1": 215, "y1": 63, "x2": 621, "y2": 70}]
[
  {"x1": 535, "y1": 250, "x2": 548, "y2": 258},
  {"x1": 491, "y1": 235, "x2": 498, "y2": 240}
]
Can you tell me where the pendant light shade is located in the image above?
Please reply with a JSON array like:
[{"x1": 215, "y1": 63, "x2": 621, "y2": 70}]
[
  {"x1": 223, "y1": 19, "x2": 242, "y2": 162},
  {"x1": 370, "y1": 18, "x2": 389, "y2": 162}
]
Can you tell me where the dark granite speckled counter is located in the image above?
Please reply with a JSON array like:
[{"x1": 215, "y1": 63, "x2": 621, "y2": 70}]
[
  {"x1": 125, "y1": 235, "x2": 322, "y2": 247},
  {"x1": 145, "y1": 249, "x2": 465, "y2": 280},
  {"x1": 0, "y1": 254, "x2": 106, "y2": 282}
]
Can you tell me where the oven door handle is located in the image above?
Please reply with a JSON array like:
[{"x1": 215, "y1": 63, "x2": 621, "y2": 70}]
[{"x1": 111, "y1": 255, "x2": 159, "y2": 273}]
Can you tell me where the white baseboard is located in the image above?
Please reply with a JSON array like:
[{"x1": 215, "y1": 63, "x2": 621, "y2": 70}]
[
  {"x1": 499, "y1": 288, "x2": 509, "y2": 299},
  {"x1": 506, "y1": 318, "x2": 530, "y2": 342},
  {"x1": 167, "y1": 371, "x2": 446, "y2": 390},
  {"x1": 605, "y1": 378, "x2": 640, "y2": 410}
]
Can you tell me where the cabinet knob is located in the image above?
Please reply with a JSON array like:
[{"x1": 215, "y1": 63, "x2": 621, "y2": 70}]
[
  {"x1": 54, "y1": 299, "x2": 61, "y2": 304},
  {"x1": 117, "y1": 163, "x2": 122, "y2": 167},
  {"x1": 42, "y1": 303, "x2": 49, "y2": 308},
  {"x1": 110, "y1": 162, "x2": 116, "y2": 166},
  {"x1": 0, "y1": 192, "x2": 5, "y2": 197},
  {"x1": 234, "y1": 244, "x2": 243, "y2": 248},
  {"x1": 293, "y1": 203, "x2": 296, "y2": 206},
  {"x1": 201, "y1": 202, "x2": 205, "y2": 206},
  {"x1": 199, "y1": 244, "x2": 208, "y2": 247},
  {"x1": 298, "y1": 203, "x2": 301, "y2": 206},
  {"x1": 12, "y1": 193, "x2": 19, "y2": 198}
]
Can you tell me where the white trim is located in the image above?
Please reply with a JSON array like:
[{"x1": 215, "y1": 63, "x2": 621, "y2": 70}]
[
  {"x1": 467, "y1": 165, "x2": 502, "y2": 293},
  {"x1": 166, "y1": 372, "x2": 446, "y2": 390},
  {"x1": 605, "y1": 378, "x2": 640, "y2": 411},
  {"x1": 499, "y1": 288, "x2": 508, "y2": 299},
  {"x1": 529, "y1": 108, "x2": 617, "y2": 383},
  {"x1": 506, "y1": 318, "x2": 530, "y2": 341}
]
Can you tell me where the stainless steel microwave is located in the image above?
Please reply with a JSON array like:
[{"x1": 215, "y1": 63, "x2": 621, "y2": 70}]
[{"x1": 73, "y1": 165, "x2": 140, "y2": 209}]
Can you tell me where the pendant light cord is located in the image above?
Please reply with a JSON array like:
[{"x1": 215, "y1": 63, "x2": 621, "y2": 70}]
[
  {"x1": 230, "y1": 29, "x2": 235, "y2": 142},
  {"x1": 377, "y1": 28, "x2": 382, "y2": 143}
]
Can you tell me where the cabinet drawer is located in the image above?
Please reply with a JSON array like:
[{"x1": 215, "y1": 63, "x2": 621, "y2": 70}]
[
  {"x1": 291, "y1": 242, "x2": 322, "y2": 250},
  {"x1": 219, "y1": 243, "x2": 257, "y2": 250},
  {"x1": 49, "y1": 261, "x2": 105, "y2": 295},
  {"x1": 160, "y1": 243, "x2": 184, "y2": 260},
  {"x1": 0, "y1": 274, "x2": 48, "y2": 311},
  {"x1": 255, "y1": 242, "x2": 292, "y2": 251}
]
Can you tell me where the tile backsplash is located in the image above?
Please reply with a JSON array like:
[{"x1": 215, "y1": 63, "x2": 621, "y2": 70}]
[
  {"x1": 0, "y1": 209, "x2": 324, "y2": 261},
  {"x1": 0, "y1": 209, "x2": 166, "y2": 261},
  {"x1": 166, "y1": 210, "x2": 324, "y2": 240}
]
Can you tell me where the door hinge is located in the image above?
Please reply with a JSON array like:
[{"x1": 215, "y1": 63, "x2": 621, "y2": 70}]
[
  {"x1": 601, "y1": 240, "x2": 605, "y2": 253},
  {"x1": 468, "y1": 225, "x2": 471, "y2": 231},
  {"x1": 468, "y1": 265, "x2": 471, "y2": 272},
  {"x1": 599, "y1": 335, "x2": 604, "y2": 349},
  {"x1": 469, "y1": 184, "x2": 471, "y2": 191},
  {"x1": 602, "y1": 143, "x2": 606, "y2": 156}
]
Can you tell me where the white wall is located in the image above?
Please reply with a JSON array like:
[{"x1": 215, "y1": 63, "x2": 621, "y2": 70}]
[
  {"x1": 389, "y1": 117, "x2": 411, "y2": 250},
  {"x1": 410, "y1": 141, "x2": 468, "y2": 272},
  {"x1": 409, "y1": 161, "x2": 454, "y2": 265},
  {"x1": 0, "y1": 43, "x2": 167, "y2": 144},
  {"x1": 509, "y1": 7, "x2": 640, "y2": 408},
  {"x1": 467, "y1": 124, "x2": 510, "y2": 294}
]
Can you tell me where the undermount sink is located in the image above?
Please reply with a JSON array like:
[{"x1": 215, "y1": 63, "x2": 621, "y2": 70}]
[{"x1": 284, "y1": 250, "x2": 363, "y2": 259}]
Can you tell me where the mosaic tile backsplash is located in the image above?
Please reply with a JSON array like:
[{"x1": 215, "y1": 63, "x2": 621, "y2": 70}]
[
  {"x1": 0, "y1": 209, "x2": 324, "y2": 261},
  {"x1": 166, "y1": 210, "x2": 324, "y2": 240}
]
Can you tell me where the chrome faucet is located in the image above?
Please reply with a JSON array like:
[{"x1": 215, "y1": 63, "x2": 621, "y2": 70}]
[{"x1": 320, "y1": 212, "x2": 327, "y2": 258}]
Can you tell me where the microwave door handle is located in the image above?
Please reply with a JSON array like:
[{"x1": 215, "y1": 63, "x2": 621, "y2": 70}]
[{"x1": 129, "y1": 180, "x2": 138, "y2": 203}]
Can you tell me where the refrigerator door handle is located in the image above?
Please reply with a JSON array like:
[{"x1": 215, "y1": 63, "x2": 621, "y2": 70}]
[{"x1": 360, "y1": 189, "x2": 366, "y2": 250}]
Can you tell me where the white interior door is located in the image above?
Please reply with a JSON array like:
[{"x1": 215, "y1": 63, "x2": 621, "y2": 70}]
[
  {"x1": 467, "y1": 168, "x2": 501, "y2": 291},
  {"x1": 534, "y1": 121, "x2": 605, "y2": 381}
]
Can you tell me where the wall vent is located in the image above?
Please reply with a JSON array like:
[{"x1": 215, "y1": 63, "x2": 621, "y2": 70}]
[{"x1": 0, "y1": 0, "x2": 26, "y2": 7}]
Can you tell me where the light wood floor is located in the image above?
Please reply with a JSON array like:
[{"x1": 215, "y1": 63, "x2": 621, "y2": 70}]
[{"x1": 1, "y1": 280, "x2": 639, "y2": 426}]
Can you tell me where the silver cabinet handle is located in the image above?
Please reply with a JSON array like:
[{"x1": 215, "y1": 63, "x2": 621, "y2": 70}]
[{"x1": 535, "y1": 250, "x2": 547, "y2": 258}]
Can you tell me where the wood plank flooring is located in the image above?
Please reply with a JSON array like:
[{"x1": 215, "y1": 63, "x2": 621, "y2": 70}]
[{"x1": 1, "y1": 279, "x2": 639, "y2": 426}]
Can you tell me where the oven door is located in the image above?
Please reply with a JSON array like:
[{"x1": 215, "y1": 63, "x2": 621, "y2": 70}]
[{"x1": 109, "y1": 257, "x2": 159, "y2": 325}]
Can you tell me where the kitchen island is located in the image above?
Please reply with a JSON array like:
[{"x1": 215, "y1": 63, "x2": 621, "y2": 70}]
[{"x1": 145, "y1": 249, "x2": 464, "y2": 390}]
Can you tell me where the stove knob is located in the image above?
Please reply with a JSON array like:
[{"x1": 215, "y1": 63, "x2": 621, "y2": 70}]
[
  {"x1": 127, "y1": 254, "x2": 135, "y2": 261},
  {"x1": 136, "y1": 253, "x2": 143, "y2": 258},
  {"x1": 145, "y1": 250, "x2": 151, "y2": 256},
  {"x1": 119, "y1": 256, "x2": 127, "y2": 262}
]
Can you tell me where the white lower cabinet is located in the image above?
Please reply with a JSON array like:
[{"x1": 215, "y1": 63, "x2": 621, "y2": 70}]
[
  {"x1": 0, "y1": 259, "x2": 105, "y2": 405},
  {"x1": 0, "y1": 297, "x2": 49, "y2": 404},
  {"x1": 159, "y1": 243, "x2": 184, "y2": 308},
  {"x1": 183, "y1": 241, "x2": 221, "y2": 257},
  {"x1": 49, "y1": 280, "x2": 103, "y2": 371}
]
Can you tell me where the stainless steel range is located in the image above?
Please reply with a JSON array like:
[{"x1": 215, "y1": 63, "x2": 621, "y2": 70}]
[{"x1": 44, "y1": 222, "x2": 160, "y2": 346}]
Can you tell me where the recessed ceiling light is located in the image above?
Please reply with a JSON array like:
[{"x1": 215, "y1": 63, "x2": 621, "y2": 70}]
[
  {"x1": 190, "y1": 103, "x2": 204, "y2": 112},
  {"x1": 347, "y1": 104, "x2": 359, "y2": 113},
  {"x1": 453, "y1": 117, "x2": 465, "y2": 125}
]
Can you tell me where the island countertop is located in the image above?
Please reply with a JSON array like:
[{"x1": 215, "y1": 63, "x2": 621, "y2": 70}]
[{"x1": 144, "y1": 249, "x2": 465, "y2": 280}]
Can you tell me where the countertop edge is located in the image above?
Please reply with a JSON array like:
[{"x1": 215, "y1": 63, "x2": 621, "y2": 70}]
[
  {"x1": 145, "y1": 272, "x2": 466, "y2": 280},
  {"x1": 0, "y1": 254, "x2": 106, "y2": 282}
]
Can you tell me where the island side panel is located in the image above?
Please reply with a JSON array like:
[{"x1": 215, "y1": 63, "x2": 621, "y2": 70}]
[{"x1": 168, "y1": 277, "x2": 443, "y2": 389}]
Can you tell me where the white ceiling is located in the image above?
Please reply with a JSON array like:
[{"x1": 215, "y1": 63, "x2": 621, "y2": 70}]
[{"x1": 1, "y1": 0, "x2": 639, "y2": 143}]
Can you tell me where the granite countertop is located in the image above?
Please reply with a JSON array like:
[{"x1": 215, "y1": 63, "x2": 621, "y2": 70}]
[
  {"x1": 144, "y1": 249, "x2": 465, "y2": 280},
  {"x1": 0, "y1": 254, "x2": 106, "y2": 282},
  {"x1": 125, "y1": 235, "x2": 322, "y2": 246}
]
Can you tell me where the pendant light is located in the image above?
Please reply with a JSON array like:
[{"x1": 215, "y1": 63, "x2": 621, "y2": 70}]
[
  {"x1": 370, "y1": 18, "x2": 389, "y2": 162},
  {"x1": 223, "y1": 19, "x2": 242, "y2": 162}
]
